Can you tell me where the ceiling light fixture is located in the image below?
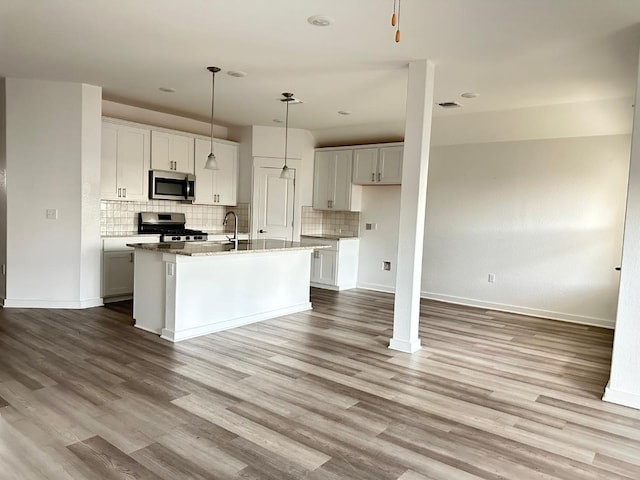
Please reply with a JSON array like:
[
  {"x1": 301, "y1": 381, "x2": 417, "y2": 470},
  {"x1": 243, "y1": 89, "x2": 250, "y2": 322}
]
[
  {"x1": 338, "y1": 110, "x2": 352, "y2": 116},
  {"x1": 461, "y1": 92, "x2": 479, "y2": 99},
  {"x1": 159, "y1": 87, "x2": 176, "y2": 93},
  {"x1": 204, "y1": 66, "x2": 221, "y2": 170},
  {"x1": 391, "y1": 0, "x2": 401, "y2": 42},
  {"x1": 227, "y1": 70, "x2": 247, "y2": 78},
  {"x1": 280, "y1": 92, "x2": 295, "y2": 180},
  {"x1": 307, "y1": 15, "x2": 334, "y2": 27}
]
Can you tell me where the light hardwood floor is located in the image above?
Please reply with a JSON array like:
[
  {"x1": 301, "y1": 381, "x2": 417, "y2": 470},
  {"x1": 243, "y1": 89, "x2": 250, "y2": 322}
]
[{"x1": 0, "y1": 288, "x2": 639, "y2": 479}]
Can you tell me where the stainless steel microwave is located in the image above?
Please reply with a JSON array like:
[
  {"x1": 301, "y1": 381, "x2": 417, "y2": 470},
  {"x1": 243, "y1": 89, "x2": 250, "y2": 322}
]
[{"x1": 149, "y1": 170, "x2": 195, "y2": 202}]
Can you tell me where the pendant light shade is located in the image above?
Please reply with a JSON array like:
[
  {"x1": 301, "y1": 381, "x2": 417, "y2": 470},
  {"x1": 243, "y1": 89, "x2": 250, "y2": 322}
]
[
  {"x1": 205, "y1": 66, "x2": 221, "y2": 170},
  {"x1": 280, "y1": 92, "x2": 294, "y2": 180}
]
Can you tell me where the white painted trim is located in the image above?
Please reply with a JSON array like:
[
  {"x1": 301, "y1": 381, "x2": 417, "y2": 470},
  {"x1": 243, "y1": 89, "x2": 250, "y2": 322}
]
[
  {"x1": 389, "y1": 337, "x2": 422, "y2": 353},
  {"x1": 103, "y1": 295, "x2": 133, "y2": 304},
  {"x1": 160, "y1": 302, "x2": 312, "y2": 342},
  {"x1": 357, "y1": 283, "x2": 396, "y2": 294},
  {"x1": 351, "y1": 284, "x2": 615, "y2": 329},
  {"x1": 310, "y1": 282, "x2": 339, "y2": 291},
  {"x1": 422, "y1": 291, "x2": 615, "y2": 329},
  {"x1": 603, "y1": 382, "x2": 640, "y2": 410},
  {"x1": 2, "y1": 297, "x2": 104, "y2": 309},
  {"x1": 134, "y1": 323, "x2": 162, "y2": 335}
]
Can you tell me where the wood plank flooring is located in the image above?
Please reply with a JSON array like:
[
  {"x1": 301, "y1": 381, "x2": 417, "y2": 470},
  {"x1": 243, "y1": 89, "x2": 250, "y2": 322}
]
[{"x1": 0, "y1": 288, "x2": 638, "y2": 479}]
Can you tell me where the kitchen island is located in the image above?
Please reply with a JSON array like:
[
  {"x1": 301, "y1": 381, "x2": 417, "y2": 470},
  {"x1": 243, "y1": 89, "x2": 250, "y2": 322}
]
[{"x1": 128, "y1": 239, "x2": 325, "y2": 342}]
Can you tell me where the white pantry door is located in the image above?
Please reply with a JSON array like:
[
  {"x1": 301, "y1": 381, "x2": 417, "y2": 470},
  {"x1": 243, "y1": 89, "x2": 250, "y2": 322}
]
[{"x1": 253, "y1": 164, "x2": 296, "y2": 241}]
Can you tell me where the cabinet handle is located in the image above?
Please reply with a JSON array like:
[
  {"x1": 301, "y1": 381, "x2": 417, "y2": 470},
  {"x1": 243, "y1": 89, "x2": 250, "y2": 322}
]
[
  {"x1": 259, "y1": 229, "x2": 267, "y2": 233},
  {"x1": 371, "y1": 172, "x2": 375, "y2": 182},
  {"x1": 118, "y1": 188, "x2": 121, "y2": 198},
  {"x1": 130, "y1": 252, "x2": 134, "y2": 263},
  {"x1": 377, "y1": 172, "x2": 381, "y2": 182},
  {"x1": 123, "y1": 188, "x2": 126, "y2": 198},
  {"x1": 314, "y1": 250, "x2": 320, "y2": 259}
]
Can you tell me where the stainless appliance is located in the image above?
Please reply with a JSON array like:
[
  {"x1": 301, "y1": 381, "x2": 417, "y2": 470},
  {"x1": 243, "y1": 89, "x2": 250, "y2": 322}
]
[
  {"x1": 149, "y1": 170, "x2": 195, "y2": 202},
  {"x1": 138, "y1": 212, "x2": 208, "y2": 242}
]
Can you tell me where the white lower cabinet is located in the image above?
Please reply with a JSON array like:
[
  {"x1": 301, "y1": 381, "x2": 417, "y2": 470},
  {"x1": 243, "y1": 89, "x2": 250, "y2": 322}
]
[
  {"x1": 102, "y1": 236, "x2": 159, "y2": 301},
  {"x1": 103, "y1": 251, "x2": 134, "y2": 298},
  {"x1": 300, "y1": 236, "x2": 359, "y2": 290}
]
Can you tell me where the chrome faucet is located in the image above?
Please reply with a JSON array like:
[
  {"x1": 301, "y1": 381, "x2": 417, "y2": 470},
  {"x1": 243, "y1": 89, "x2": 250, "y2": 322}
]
[{"x1": 223, "y1": 211, "x2": 238, "y2": 246}]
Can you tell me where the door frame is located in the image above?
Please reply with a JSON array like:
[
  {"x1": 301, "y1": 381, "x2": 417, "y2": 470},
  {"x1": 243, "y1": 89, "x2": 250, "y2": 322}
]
[{"x1": 251, "y1": 156, "x2": 302, "y2": 241}]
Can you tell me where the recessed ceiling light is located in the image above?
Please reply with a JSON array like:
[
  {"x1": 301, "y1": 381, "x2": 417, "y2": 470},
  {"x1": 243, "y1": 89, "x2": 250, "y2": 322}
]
[
  {"x1": 159, "y1": 87, "x2": 176, "y2": 93},
  {"x1": 338, "y1": 110, "x2": 352, "y2": 116},
  {"x1": 273, "y1": 119, "x2": 284, "y2": 124},
  {"x1": 227, "y1": 70, "x2": 247, "y2": 78},
  {"x1": 461, "y1": 92, "x2": 479, "y2": 99},
  {"x1": 307, "y1": 15, "x2": 334, "y2": 27}
]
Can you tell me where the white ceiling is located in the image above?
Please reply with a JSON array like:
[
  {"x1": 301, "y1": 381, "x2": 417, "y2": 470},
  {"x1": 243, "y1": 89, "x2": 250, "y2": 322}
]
[{"x1": 1, "y1": 0, "x2": 640, "y2": 145}]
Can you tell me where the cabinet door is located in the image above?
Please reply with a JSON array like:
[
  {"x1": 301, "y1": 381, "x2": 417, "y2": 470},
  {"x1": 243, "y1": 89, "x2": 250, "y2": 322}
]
[
  {"x1": 313, "y1": 151, "x2": 334, "y2": 210},
  {"x1": 316, "y1": 250, "x2": 337, "y2": 285},
  {"x1": 172, "y1": 134, "x2": 195, "y2": 174},
  {"x1": 352, "y1": 148, "x2": 378, "y2": 185},
  {"x1": 100, "y1": 122, "x2": 119, "y2": 200},
  {"x1": 378, "y1": 146, "x2": 403, "y2": 184},
  {"x1": 103, "y1": 251, "x2": 134, "y2": 297},
  {"x1": 213, "y1": 142, "x2": 238, "y2": 206},
  {"x1": 150, "y1": 131, "x2": 172, "y2": 171},
  {"x1": 331, "y1": 150, "x2": 353, "y2": 211},
  {"x1": 116, "y1": 125, "x2": 150, "y2": 201}
]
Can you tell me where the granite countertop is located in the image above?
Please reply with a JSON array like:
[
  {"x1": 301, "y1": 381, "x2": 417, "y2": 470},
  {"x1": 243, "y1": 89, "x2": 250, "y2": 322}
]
[
  {"x1": 127, "y1": 239, "x2": 329, "y2": 257},
  {"x1": 300, "y1": 234, "x2": 359, "y2": 240}
]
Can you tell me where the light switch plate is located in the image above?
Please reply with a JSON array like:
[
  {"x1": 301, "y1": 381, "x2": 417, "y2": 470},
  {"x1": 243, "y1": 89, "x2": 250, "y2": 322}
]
[{"x1": 46, "y1": 209, "x2": 58, "y2": 220}]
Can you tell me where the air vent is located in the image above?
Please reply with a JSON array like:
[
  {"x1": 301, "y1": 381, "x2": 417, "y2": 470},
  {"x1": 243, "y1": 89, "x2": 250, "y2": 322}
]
[{"x1": 438, "y1": 101, "x2": 462, "y2": 109}]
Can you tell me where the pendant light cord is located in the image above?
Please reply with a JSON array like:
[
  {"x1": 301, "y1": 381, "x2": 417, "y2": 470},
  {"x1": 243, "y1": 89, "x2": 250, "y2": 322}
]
[
  {"x1": 210, "y1": 70, "x2": 216, "y2": 154},
  {"x1": 284, "y1": 97, "x2": 289, "y2": 168}
]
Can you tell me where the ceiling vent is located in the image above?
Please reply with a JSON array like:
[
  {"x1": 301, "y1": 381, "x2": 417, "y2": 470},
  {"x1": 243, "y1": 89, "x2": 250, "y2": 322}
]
[{"x1": 438, "y1": 101, "x2": 462, "y2": 109}]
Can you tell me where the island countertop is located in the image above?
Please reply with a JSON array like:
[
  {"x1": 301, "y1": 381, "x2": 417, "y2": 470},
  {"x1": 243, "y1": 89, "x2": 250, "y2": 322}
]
[{"x1": 127, "y1": 239, "x2": 328, "y2": 257}]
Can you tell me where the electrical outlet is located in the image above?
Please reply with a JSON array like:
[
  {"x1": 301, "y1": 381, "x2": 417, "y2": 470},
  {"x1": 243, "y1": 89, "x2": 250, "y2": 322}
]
[
  {"x1": 488, "y1": 273, "x2": 496, "y2": 283},
  {"x1": 383, "y1": 261, "x2": 391, "y2": 271},
  {"x1": 46, "y1": 209, "x2": 58, "y2": 220}
]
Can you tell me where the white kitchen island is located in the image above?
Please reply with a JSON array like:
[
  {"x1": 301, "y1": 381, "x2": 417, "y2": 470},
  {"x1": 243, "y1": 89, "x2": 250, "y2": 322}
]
[{"x1": 128, "y1": 240, "x2": 324, "y2": 342}]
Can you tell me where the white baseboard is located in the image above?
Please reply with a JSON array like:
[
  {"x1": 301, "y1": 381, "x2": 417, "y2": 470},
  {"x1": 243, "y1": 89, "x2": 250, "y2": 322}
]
[
  {"x1": 2, "y1": 297, "x2": 104, "y2": 309},
  {"x1": 603, "y1": 382, "x2": 640, "y2": 410},
  {"x1": 421, "y1": 291, "x2": 615, "y2": 329},
  {"x1": 161, "y1": 302, "x2": 313, "y2": 342},
  {"x1": 356, "y1": 282, "x2": 396, "y2": 294},
  {"x1": 350, "y1": 284, "x2": 615, "y2": 329},
  {"x1": 389, "y1": 337, "x2": 422, "y2": 353}
]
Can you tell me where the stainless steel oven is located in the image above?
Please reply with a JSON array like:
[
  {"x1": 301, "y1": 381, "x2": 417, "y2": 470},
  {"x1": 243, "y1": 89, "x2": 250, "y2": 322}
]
[{"x1": 149, "y1": 170, "x2": 195, "y2": 202}]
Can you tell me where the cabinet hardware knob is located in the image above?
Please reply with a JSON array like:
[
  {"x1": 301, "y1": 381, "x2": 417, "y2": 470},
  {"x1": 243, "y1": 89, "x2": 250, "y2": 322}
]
[
  {"x1": 259, "y1": 229, "x2": 267, "y2": 233},
  {"x1": 377, "y1": 172, "x2": 381, "y2": 182},
  {"x1": 371, "y1": 172, "x2": 375, "y2": 182},
  {"x1": 123, "y1": 188, "x2": 126, "y2": 197}
]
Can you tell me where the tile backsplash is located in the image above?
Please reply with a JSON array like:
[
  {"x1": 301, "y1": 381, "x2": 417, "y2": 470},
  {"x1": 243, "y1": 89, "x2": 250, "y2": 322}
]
[
  {"x1": 301, "y1": 206, "x2": 360, "y2": 237},
  {"x1": 101, "y1": 200, "x2": 250, "y2": 236}
]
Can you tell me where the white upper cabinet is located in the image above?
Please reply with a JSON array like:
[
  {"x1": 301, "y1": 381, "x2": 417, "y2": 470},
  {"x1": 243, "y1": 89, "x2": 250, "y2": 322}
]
[
  {"x1": 352, "y1": 145, "x2": 403, "y2": 185},
  {"x1": 101, "y1": 120, "x2": 150, "y2": 201},
  {"x1": 313, "y1": 150, "x2": 360, "y2": 211},
  {"x1": 151, "y1": 130, "x2": 195, "y2": 174},
  {"x1": 194, "y1": 138, "x2": 238, "y2": 206}
]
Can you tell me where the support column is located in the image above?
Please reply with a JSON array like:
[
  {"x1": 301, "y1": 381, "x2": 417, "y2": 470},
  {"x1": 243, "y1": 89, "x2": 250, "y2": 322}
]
[
  {"x1": 389, "y1": 60, "x2": 435, "y2": 353},
  {"x1": 604, "y1": 49, "x2": 640, "y2": 409}
]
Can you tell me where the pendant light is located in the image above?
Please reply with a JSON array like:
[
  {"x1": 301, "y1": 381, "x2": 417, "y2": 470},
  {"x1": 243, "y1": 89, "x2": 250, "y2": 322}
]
[
  {"x1": 391, "y1": 0, "x2": 401, "y2": 42},
  {"x1": 280, "y1": 92, "x2": 295, "y2": 180},
  {"x1": 204, "y1": 66, "x2": 221, "y2": 170}
]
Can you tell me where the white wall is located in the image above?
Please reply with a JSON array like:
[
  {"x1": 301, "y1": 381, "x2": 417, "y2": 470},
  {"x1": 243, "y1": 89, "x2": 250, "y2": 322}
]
[
  {"x1": 4, "y1": 78, "x2": 102, "y2": 308},
  {"x1": 358, "y1": 134, "x2": 630, "y2": 327},
  {"x1": 0, "y1": 79, "x2": 6, "y2": 299},
  {"x1": 102, "y1": 100, "x2": 229, "y2": 140},
  {"x1": 604, "y1": 50, "x2": 640, "y2": 409}
]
